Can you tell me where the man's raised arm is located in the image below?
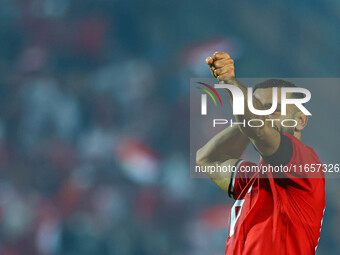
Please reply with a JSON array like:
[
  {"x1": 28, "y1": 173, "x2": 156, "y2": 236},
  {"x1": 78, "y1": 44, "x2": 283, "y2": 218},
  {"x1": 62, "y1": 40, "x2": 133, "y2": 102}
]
[{"x1": 206, "y1": 52, "x2": 281, "y2": 157}]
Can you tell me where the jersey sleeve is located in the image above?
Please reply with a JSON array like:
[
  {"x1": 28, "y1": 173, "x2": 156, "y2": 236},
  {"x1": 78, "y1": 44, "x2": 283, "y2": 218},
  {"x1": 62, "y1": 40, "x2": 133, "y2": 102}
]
[
  {"x1": 262, "y1": 133, "x2": 324, "y2": 191},
  {"x1": 228, "y1": 160, "x2": 257, "y2": 199}
]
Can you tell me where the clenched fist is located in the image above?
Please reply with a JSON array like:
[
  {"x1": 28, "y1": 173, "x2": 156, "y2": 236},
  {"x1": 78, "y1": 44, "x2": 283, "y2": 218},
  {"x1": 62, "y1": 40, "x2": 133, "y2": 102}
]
[{"x1": 206, "y1": 52, "x2": 235, "y2": 82}]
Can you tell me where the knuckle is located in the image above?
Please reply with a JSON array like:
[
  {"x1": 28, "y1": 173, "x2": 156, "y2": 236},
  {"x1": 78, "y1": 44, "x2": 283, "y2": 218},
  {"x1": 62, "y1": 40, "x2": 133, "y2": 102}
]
[
  {"x1": 213, "y1": 61, "x2": 220, "y2": 67},
  {"x1": 215, "y1": 61, "x2": 223, "y2": 67}
]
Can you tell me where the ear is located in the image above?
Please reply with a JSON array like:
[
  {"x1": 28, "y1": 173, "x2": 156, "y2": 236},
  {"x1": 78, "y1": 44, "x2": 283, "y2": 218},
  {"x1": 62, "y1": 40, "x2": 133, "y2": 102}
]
[{"x1": 295, "y1": 111, "x2": 308, "y2": 131}]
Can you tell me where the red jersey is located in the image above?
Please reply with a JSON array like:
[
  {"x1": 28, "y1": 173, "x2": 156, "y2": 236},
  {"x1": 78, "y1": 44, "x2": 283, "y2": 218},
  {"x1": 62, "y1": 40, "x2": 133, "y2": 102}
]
[{"x1": 226, "y1": 134, "x2": 326, "y2": 255}]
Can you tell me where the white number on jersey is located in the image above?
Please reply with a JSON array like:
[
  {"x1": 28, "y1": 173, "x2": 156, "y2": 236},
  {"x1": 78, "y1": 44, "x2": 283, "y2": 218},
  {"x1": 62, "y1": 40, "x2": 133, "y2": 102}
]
[{"x1": 229, "y1": 185, "x2": 253, "y2": 237}]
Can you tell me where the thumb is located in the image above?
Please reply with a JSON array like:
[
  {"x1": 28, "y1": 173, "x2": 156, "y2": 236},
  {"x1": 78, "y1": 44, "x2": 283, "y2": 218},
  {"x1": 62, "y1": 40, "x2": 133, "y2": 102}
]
[{"x1": 205, "y1": 57, "x2": 213, "y2": 65}]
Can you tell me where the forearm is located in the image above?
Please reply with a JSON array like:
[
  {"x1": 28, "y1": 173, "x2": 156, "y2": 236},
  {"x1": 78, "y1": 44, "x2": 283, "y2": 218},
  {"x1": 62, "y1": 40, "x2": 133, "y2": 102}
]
[
  {"x1": 196, "y1": 125, "x2": 249, "y2": 165},
  {"x1": 207, "y1": 52, "x2": 281, "y2": 158}
]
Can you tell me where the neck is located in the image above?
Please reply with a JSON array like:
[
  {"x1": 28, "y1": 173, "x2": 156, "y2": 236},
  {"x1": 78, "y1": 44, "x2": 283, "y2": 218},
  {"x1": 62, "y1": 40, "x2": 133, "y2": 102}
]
[{"x1": 294, "y1": 131, "x2": 301, "y2": 140}]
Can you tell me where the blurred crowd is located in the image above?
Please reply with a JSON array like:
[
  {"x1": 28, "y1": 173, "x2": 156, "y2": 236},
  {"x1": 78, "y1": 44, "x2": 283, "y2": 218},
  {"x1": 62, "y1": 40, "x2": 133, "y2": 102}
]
[{"x1": 0, "y1": 0, "x2": 339, "y2": 254}]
